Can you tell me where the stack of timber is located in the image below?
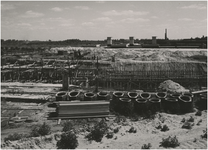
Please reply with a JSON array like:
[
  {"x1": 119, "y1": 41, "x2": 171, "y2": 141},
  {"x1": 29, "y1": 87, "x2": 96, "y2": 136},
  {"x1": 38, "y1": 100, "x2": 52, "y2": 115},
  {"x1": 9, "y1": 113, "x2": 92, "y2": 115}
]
[{"x1": 52, "y1": 100, "x2": 110, "y2": 119}]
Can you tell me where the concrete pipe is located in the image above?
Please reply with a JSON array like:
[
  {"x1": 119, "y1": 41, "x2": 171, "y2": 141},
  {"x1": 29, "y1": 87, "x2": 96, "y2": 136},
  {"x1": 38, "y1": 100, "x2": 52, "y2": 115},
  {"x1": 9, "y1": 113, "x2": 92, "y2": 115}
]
[
  {"x1": 68, "y1": 91, "x2": 80, "y2": 101},
  {"x1": 84, "y1": 92, "x2": 96, "y2": 101},
  {"x1": 156, "y1": 92, "x2": 167, "y2": 99},
  {"x1": 118, "y1": 98, "x2": 132, "y2": 116},
  {"x1": 164, "y1": 98, "x2": 179, "y2": 114},
  {"x1": 112, "y1": 91, "x2": 124, "y2": 112},
  {"x1": 56, "y1": 91, "x2": 67, "y2": 101},
  {"x1": 170, "y1": 93, "x2": 181, "y2": 100},
  {"x1": 135, "y1": 98, "x2": 148, "y2": 114},
  {"x1": 113, "y1": 91, "x2": 124, "y2": 100},
  {"x1": 179, "y1": 95, "x2": 193, "y2": 113},
  {"x1": 156, "y1": 92, "x2": 167, "y2": 109},
  {"x1": 195, "y1": 94, "x2": 207, "y2": 110},
  {"x1": 183, "y1": 92, "x2": 194, "y2": 99},
  {"x1": 149, "y1": 98, "x2": 161, "y2": 113},
  {"x1": 97, "y1": 91, "x2": 109, "y2": 100},
  {"x1": 140, "y1": 92, "x2": 151, "y2": 100},
  {"x1": 128, "y1": 92, "x2": 139, "y2": 102}
]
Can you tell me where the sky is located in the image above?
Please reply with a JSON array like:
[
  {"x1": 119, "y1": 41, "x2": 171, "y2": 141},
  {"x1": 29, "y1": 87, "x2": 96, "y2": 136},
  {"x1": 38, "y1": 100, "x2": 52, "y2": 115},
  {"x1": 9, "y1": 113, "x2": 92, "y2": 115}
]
[{"x1": 1, "y1": 1, "x2": 207, "y2": 41}]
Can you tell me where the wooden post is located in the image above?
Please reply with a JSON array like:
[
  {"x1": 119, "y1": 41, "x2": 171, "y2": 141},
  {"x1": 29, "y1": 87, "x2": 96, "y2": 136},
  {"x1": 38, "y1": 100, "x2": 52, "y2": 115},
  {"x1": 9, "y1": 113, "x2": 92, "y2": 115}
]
[
  {"x1": 95, "y1": 56, "x2": 99, "y2": 92},
  {"x1": 62, "y1": 71, "x2": 68, "y2": 90}
]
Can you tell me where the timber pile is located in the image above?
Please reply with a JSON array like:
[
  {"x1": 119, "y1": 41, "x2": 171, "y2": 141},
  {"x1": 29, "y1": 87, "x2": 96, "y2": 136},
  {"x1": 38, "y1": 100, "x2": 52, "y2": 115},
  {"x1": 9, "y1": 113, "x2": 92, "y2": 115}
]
[
  {"x1": 1, "y1": 94, "x2": 49, "y2": 103},
  {"x1": 53, "y1": 101, "x2": 110, "y2": 119}
]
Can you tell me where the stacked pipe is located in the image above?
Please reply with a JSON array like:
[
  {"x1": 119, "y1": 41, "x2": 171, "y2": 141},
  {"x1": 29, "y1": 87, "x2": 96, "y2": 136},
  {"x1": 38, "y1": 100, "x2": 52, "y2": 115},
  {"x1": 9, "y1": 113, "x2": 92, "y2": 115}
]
[
  {"x1": 135, "y1": 98, "x2": 148, "y2": 115},
  {"x1": 134, "y1": 92, "x2": 151, "y2": 114},
  {"x1": 155, "y1": 92, "x2": 167, "y2": 109},
  {"x1": 84, "y1": 92, "x2": 96, "y2": 101},
  {"x1": 179, "y1": 94, "x2": 193, "y2": 113},
  {"x1": 195, "y1": 93, "x2": 207, "y2": 110},
  {"x1": 97, "y1": 91, "x2": 109, "y2": 100},
  {"x1": 118, "y1": 98, "x2": 132, "y2": 116},
  {"x1": 56, "y1": 91, "x2": 67, "y2": 101},
  {"x1": 112, "y1": 91, "x2": 124, "y2": 112},
  {"x1": 68, "y1": 91, "x2": 80, "y2": 101},
  {"x1": 149, "y1": 98, "x2": 161, "y2": 113},
  {"x1": 128, "y1": 92, "x2": 139, "y2": 102}
]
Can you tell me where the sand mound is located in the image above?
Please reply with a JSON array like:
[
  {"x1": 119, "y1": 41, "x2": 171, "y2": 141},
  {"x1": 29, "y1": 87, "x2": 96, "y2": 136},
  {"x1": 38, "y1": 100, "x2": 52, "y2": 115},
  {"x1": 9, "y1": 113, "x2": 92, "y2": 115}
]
[{"x1": 159, "y1": 80, "x2": 189, "y2": 93}]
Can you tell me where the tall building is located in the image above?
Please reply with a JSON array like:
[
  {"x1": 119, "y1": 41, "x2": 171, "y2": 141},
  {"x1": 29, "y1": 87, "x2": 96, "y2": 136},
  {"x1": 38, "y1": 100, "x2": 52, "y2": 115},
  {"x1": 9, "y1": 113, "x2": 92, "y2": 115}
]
[
  {"x1": 129, "y1": 36, "x2": 134, "y2": 45},
  {"x1": 107, "y1": 37, "x2": 112, "y2": 46},
  {"x1": 152, "y1": 36, "x2": 157, "y2": 44},
  {"x1": 165, "y1": 29, "x2": 168, "y2": 40}
]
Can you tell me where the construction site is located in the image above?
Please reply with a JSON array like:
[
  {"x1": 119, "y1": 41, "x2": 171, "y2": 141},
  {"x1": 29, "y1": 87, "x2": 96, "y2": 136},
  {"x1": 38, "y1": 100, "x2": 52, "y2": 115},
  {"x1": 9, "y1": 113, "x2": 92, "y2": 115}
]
[{"x1": 1, "y1": 43, "x2": 207, "y2": 149}]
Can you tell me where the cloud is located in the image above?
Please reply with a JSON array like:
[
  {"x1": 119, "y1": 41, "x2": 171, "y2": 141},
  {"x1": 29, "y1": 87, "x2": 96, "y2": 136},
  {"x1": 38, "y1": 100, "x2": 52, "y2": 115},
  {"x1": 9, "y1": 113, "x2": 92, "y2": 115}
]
[
  {"x1": 1, "y1": 4, "x2": 15, "y2": 11},
  {"x1": 17, "y1": 23, "x2": 31, "y2": 26},
  {"x1": 75, "y1": 6, "x2": 89, "y2": 10},
  {"x1": 151, "y1": 16, "x2": 158, "y2": 19},
  {"x1": 96, "y1": 1, "x2": 105, "y2": 4},
  {"x1": 42, "y1": 17, "x2": 74, "y2": 27},
  {"x1": 60, "y1": 23, "x2": 74, "y2": 27},
  {"x1": 93, "y1": 17, "x2": 112, "y2": 22},
  {"x1": 21, "y1": 10, "x2": 44, "y2": 18},
  {"x1": 201, "y1": 18, "x2": 207, "y2": 22},
  {"x1": 102, "y1": 10, "x2": 149, "y2": 16},
  {"x1": 180, "y1": 4, "x2": 206, "y2": 10},
  {"x1": 120, "y1": 18, "x2": 149, "y2": 23},
  {"x1": 51, "y1": 7, "x2": 63, "y2": 12},
  {"x1": 178, "y1": 18, "x2": 194, "y2": 21},
  {"x1": 82, "y1": 22, "x2": 95, "y2": 26}
]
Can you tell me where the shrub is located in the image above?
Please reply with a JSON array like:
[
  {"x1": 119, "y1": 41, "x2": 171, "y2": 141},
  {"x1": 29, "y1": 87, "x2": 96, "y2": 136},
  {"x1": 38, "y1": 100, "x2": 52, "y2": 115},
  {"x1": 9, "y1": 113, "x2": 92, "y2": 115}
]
[
  {"x1": 30, "y1": 125, "x2": 41, "y2": 137},
  {"x1": 201, "y1": 129, "x2": 207, "y2": 139},
  {"x1": 141, "y1": 143, "x2": 152, "y2": 149},
  {"x1": 187, "y1": 116, "x2": 194, "y2": 122},
  {"x1": 114, "y1": 115, "x2": 126, "y2": 123},
  {"x1": 86, "y1": 119, "x2": 108, "y2": 142},
  {"x1": 38, "y1": 122, "x2": 51, "y2": 136},
  {"x1": 161, "y1": 125, "x2": 169, "y2": 132},
  {"x1": 113, "y1": 127, "x2": 119, "y2": 133},
  {"x1": 4, "y1": 133, "x2": 28, "y2": 142},
  {"x1": 62, "y1": 121, "x2": 74, "y2": 132},
  {"x1": 30, "y1": 122, "x2": 51, "y2": 137},
  {"x1": 182, "y1": 122, "x2": 193, "y2": 129},
  {"x1": 159, "y1": 136, "x2": 180, "y2": 148},
  {"x1": 131, "y1": 114, "x2": 139, "y2": 121},
  {"x1": 57, "y1": 131, "x2": 78, "y2": 149},
  {"x1": 156, "y1": 124, "x2": 162, "y2": 130},
  {"x1": 195, "y1": 110, "x2": 202, "y2": 116},
  {"x1": 128, "y1": 126, "x2": 137, "y2": 133},
  {"x1": 193, "y1": 138, "x2": 197, "y2": 142},
  {"x1": 181, "y1": 118, "x2": 186, "y2": 123},
  {"x1": 197, "y1": 119, "x2": 202, "y2": 126},
  {"x1": 106, "y1": 132, "x2": 114, "y2": 139},
  {"x1": 44, "y1": 136, "x2": 53, "y2": 142}
]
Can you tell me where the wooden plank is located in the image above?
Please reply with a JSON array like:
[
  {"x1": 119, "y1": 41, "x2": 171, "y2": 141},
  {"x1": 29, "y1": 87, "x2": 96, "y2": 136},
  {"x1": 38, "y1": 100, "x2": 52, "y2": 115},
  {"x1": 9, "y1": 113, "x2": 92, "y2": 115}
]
[
  {"x1": 47, "y1": 114, "x2": 114, "y2": 120},
  {"x1": 192, "y1": 90, "x2": 207, "y2": 94}
]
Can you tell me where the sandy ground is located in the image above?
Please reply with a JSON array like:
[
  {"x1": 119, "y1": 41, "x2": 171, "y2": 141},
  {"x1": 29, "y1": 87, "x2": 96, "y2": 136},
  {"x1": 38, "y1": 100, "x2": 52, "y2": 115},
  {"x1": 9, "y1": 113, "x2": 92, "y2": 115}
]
[
  {"x1": 49, "y1": 47, "x2": 207, "y2": 62},
  {"x1": 1, "y1": 110, "x2": 207, "y2": 149}
]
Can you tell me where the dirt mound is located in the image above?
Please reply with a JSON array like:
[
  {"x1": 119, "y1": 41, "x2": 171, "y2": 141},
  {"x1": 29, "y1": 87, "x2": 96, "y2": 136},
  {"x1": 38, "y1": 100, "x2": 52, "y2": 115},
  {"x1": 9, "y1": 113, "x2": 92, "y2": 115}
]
[{"x1": 158, "y1": 80, "x2": 189, "y2": 93}]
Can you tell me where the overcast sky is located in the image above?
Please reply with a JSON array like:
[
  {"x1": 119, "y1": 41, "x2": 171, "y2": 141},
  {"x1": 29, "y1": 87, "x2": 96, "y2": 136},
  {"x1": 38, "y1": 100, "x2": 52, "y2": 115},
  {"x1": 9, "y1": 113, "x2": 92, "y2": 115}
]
[{"x1": 1, "y1": 1, "x2": 207, "y2": 41}]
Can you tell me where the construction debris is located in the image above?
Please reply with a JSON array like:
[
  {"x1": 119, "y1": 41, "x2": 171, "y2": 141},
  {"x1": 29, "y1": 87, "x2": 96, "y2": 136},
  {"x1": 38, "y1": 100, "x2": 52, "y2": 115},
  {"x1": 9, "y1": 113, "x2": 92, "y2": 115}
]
[{"x1": 158, "y1": 80, "x2": 189, "y2": 93}]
